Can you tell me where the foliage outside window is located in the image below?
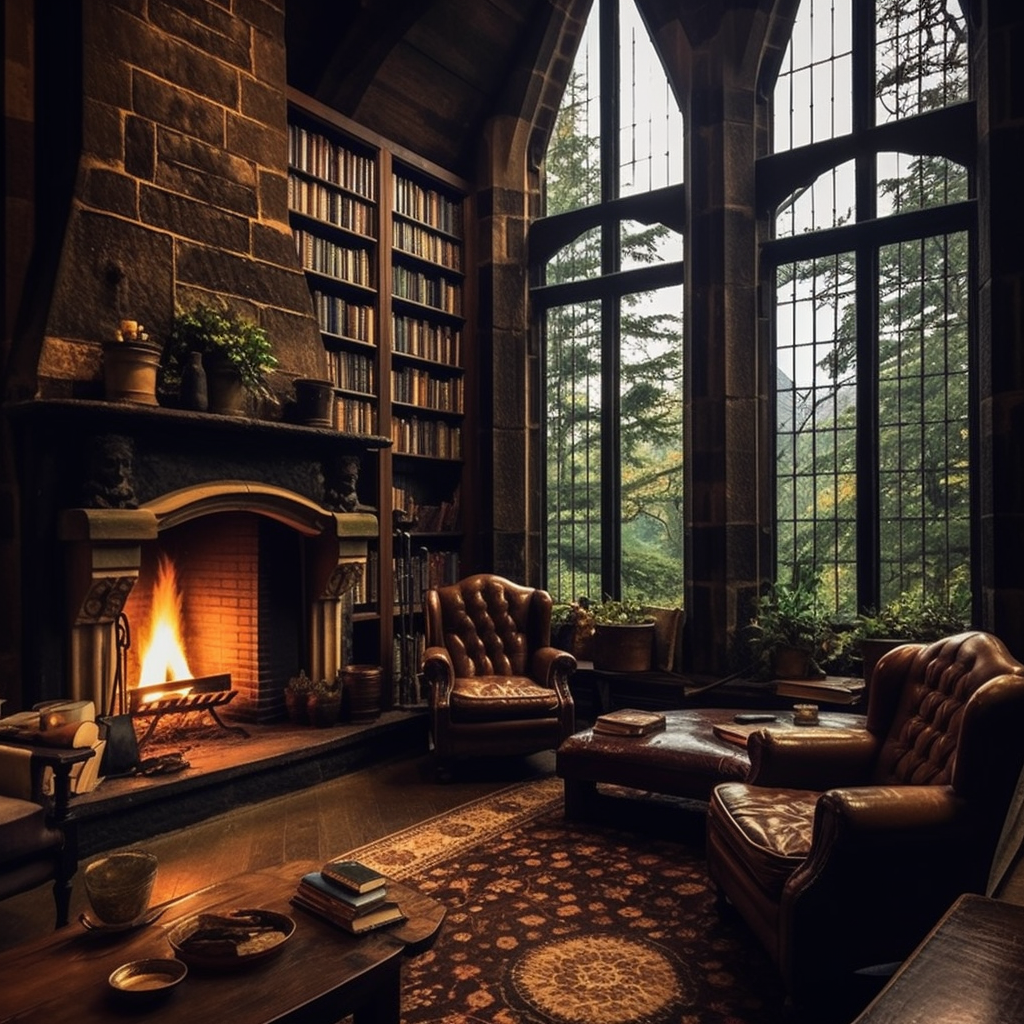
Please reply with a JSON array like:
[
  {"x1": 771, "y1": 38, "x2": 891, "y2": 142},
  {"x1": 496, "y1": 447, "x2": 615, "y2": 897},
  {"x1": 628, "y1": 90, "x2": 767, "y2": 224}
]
[
  {"x1": 536, "y1": 0, "x2": 684, "y2": 609},
  {"x1": 765, "y1": 0, "x2": 974, "y2": 622}
]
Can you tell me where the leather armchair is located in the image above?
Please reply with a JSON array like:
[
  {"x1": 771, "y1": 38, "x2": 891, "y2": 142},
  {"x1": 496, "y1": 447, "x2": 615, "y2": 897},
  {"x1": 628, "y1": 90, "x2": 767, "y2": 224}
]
[
  {"x1": 0, "y1": 742, "x2": 94, "y2": 927},
  {"x1": 422, "y1": 574, "x2": 576, "y2": 774},
  {"x1": 706, "y1": 631, "x2": 1024, "y2": 1009}
]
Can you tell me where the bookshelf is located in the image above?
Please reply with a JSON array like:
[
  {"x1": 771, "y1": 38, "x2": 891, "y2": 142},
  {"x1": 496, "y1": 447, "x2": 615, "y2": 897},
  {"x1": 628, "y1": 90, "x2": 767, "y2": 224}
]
[{"x1": 287, "y1": 90, "x2": 473, "y2": 706}]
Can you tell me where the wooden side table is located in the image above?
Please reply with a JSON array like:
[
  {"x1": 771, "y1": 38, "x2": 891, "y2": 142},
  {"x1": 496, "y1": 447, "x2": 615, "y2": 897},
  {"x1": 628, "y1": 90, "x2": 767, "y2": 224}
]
[{"x1": 850, "y1": 893, "x2": 1024, "y2": 1023}]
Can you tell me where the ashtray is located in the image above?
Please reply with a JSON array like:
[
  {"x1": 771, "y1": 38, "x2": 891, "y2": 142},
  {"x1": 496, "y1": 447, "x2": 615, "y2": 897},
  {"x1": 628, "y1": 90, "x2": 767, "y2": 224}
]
[{"x1": 108, "y1": 957, "x2": 187, "y2": 1005}]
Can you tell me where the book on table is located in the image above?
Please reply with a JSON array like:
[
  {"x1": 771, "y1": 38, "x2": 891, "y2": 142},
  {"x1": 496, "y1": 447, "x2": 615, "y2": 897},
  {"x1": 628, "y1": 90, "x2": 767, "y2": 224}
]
[
  {"x1": 292, "y1": 890, "x2": 406, "y2": 934},
  {"x1": 593, "y1": 708, "x2": 666, "y2": 737},
  {"x1": 296, "y1": 871, "x2": 388, "y2": 916},
  {"x1": 320, "y1": 857, "x2": 387, "y2": 894},
  {"x1": 773, "y1": 677, "x2": 865, "y2": 705},
  {"x1": 292, "y1": 860, "x2": 405, "y2": 934}
]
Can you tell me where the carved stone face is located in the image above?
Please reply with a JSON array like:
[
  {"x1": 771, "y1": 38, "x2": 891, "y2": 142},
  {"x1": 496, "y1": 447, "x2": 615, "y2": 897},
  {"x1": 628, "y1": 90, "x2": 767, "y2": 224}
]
[{"x1": 83, "y1": 434, "x2": 138, "y2": 509}]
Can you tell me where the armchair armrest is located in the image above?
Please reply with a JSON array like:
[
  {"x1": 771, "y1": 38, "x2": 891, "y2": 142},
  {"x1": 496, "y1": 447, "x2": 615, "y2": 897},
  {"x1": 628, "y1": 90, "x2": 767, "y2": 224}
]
[
  {"x1": 0, "y1": 741, "x2": 94, "y2": 824},
  {"x1": 747, "y1": 727, "x2": 879, "y2": 789},
  {"x1": 781, "y1": 785, "x2": 983, "y2": 997},
  {"x1": 422, "y1": 645, "x2": 455, "y2": 707},
  {"x1": 531, "y1": 646, "x2": 577, "y2": 689}
]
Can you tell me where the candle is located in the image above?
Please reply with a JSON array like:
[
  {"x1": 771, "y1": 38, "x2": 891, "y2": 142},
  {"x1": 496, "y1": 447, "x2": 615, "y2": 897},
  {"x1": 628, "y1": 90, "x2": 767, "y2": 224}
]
[{"x1": 793, "y1": 703, "x2": 819, "y2": 725}]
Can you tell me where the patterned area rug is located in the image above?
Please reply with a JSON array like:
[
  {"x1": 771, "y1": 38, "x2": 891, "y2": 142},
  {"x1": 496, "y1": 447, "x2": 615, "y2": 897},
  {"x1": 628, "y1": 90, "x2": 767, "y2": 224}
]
[{"x1": 346, "y1": 777, "x2": 788, "y2": 1024}]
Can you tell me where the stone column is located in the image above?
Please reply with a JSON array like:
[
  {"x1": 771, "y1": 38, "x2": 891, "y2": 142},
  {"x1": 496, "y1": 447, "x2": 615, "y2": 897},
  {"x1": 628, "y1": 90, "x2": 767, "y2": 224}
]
[{"x1": 646, "y1": 5, "x2": 773, "y2": 674}]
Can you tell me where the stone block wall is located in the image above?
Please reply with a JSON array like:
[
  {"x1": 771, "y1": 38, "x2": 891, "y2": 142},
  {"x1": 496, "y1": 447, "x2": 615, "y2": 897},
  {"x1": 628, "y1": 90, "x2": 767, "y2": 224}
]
[{"x1": 13, "y1": 0, "x2": 325, "y2": 404}]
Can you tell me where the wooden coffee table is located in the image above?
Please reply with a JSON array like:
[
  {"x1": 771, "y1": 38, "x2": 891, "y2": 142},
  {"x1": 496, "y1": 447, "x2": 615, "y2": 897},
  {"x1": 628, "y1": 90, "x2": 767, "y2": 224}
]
[{"x1": 0, "y1": 862, "x2": 444, "y2": 1024}]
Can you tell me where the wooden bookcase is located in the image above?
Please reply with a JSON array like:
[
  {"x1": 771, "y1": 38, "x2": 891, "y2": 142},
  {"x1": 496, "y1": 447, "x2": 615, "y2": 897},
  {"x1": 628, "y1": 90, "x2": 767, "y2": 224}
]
[{"x1": 287, "y1": 88, "x2": 474, "y2": 705}]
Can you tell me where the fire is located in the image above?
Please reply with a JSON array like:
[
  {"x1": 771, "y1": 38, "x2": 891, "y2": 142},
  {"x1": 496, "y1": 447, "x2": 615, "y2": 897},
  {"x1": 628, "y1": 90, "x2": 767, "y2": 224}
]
[{"x1": 138, "y1": 554, "x2": 194, "y2": 691}]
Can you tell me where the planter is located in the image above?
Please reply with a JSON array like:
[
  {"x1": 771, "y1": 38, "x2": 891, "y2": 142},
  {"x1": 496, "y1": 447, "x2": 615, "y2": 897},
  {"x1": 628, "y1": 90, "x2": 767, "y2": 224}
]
[
  {"x1": 204, "y1": 355, "x2": 248, "y2": 416},
  {"x1": 284, "y1": 688, "x2": 308, "y2": 724},
  {"x1": 103, "y1": 342, "x2": 161, "y2": 405},
  {"x1": 859, "y1": 638, "x2": 908, "y2": 683},
  {"x1": 771, "y1": 645, "x2": 816, "y2": 680},
  {"x1": 293, "y1": 378, "x2": 335, "y2": 427},
  {"x1": 593, "y1": 623, "x2": 654, "y2": 673},
  {"x1": 343, "y1": 664, "x2": 382, "y2": 722},
  {"x1": 307, "y1": 692, "x2": 342, "y2": 727}
]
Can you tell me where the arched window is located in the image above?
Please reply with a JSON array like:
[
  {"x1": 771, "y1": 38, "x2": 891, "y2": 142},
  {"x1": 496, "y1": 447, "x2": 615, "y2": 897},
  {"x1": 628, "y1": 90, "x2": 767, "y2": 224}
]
[
  {"x1": 760, "y1": 0, "x2": 974, "y2": 619},
  {"x1": 531, "y1": 0, "x2": 685, "y2": 606}
]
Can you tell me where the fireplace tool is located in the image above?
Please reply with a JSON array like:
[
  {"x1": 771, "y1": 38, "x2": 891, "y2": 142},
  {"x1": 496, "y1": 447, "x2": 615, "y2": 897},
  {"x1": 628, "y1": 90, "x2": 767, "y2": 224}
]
[{"x1": 393, "y1": 510, "x2": 419, "y2": 706}]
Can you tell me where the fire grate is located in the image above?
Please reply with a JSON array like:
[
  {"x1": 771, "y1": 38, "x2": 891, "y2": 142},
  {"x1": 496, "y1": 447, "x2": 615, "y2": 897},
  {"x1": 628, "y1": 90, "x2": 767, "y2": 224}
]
[{"x1": 129, "y1": 674, "x2": 249, "y2": 748}]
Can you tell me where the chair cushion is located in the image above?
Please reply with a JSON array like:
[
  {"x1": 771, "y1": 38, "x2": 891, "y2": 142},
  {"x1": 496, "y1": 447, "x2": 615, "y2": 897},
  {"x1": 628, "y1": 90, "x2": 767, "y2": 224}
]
[
  {"x1": 450, "y1": 676, "x2": 560, "y2": 721},
  {"x1": 710, "y1": 782, "x2": 819, "y2": 898},
  {"x1": 0, "y1": 795, "x2": 62, "y2": 865}
]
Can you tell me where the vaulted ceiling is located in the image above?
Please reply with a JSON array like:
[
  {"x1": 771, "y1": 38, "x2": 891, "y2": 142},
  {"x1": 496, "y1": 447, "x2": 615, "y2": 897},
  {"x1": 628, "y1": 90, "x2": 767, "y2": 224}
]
[{"x1": 285, "y1": 0, "x2": 556, "y2": 178}]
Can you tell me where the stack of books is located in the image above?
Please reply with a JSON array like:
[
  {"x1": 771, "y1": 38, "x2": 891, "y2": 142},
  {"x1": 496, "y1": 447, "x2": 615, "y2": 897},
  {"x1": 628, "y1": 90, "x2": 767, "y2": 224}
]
[
  {"x1": 292, "y1": 858, "x2": 406, "y2": 934},
  {"x1": 593, "y1": 708, "x2": 666, "y2": 737}
]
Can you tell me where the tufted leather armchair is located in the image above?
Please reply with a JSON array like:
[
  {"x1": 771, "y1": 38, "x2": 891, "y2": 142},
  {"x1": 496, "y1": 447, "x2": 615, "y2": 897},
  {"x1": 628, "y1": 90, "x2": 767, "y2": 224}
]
[
  {"x1": 706, "y1": 631, "x2": 1024, "y2": 1009},
  {"x1": 422, "y1": 574, "x2": 576, "y2": 775}
]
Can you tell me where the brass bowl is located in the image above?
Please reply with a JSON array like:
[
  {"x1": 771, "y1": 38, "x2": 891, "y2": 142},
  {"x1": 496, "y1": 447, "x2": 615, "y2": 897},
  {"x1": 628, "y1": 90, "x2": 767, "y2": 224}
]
[{"x1": 108, "y1": 958, "x2": 187, "y2": 1005}]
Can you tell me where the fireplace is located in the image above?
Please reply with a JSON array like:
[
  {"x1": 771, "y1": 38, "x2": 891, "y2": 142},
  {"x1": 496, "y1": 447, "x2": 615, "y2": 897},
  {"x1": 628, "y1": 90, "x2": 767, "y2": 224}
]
[{"x1": 10, "y1": 398, "x2": 383, "y2": 722}]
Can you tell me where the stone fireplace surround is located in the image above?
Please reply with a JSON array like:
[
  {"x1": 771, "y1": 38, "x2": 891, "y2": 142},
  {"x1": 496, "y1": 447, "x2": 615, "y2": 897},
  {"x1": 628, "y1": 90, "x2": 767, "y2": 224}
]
[{"x1": 8, "y1": 396, "x2": 385, "y2": 722}]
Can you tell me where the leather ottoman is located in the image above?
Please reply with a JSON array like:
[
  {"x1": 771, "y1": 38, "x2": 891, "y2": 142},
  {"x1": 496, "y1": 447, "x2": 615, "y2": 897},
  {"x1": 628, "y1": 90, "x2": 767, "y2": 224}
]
[{"x1": 556, "y1": 707, "x2": 865, "y2": 818}]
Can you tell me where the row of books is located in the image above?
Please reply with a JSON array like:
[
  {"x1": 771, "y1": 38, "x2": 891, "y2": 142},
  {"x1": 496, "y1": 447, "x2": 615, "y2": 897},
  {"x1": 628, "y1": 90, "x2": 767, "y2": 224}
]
[
  {"x1": 392, "y1": 173, "x2": 463, "y2": 235},
  {"x1": 289, "y1": 124, "x2": 376, "y2": 200},
  {"x1": 392, "y1": 314, "x2": 461, "y2": 364},
  {"x1": 292, "y1": 858, "x2": 405, "y2": 935},
  {"x1": 392, "y1": 415, "x2": 462, "y2": 458},
  {"x1": 392, "y1": 265, "x2": 462, "y2": 316},
  {"x1": 335, "y1": 395, "x2": 377, "y2": 434},
  {"x1": 288, "y1": 174, "x2": 376, "y2": 238},
  {"x1": 295, "y1": 230, "x2": 374, "y2": 288},
  {"x1": 391, "y1": 366, "x2": 464, "y2": 412},
  {"x1": 393, "y1": 220, "x2": 462, "y2": 271},
  {"x1": 329, "y1": 349, "x2": 375, "y2": 394},
  {"x1": 314, "y1": 291, "x2": 375, "y2": 344},
  {"x1": 392, "y1": 481, "x2": 461, "y2": 533},
  {"x1": 394, "y1": 550, "x2": 461, "y2": 602}
]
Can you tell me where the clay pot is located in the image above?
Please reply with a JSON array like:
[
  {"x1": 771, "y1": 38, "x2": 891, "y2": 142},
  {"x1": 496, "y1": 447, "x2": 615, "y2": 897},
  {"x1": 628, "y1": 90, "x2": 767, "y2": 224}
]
[
  {"x1": 103, "y1": 342, "x2": 161, "y2": 405},
  {"x1": 592, "y1": 623, "x2": 655, "y2": 673},
  {"x1": 293, "y1": 378, "x2": 335, "y2": 427}
]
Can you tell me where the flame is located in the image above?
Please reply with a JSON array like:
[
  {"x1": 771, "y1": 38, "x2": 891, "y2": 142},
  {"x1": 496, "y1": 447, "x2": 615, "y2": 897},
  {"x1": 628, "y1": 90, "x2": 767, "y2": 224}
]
[{"x1": 138, "y1": 554, "x2": 193, "y2": 689}]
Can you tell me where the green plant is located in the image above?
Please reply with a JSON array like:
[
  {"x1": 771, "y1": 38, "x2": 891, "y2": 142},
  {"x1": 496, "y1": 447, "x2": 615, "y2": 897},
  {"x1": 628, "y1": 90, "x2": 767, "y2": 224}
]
[
  {"x1": 747, "y1": 567, "x2": 838, "y2": 678},
  {"x1": 163, "y1": 302, "x2": 277, "y2": 398},
  {"x1": 588, "y1": 598, "x2": 655, "y2": 626},
  {"x1": 856, "y1": 590, "x2": 970, "y2": 643}
]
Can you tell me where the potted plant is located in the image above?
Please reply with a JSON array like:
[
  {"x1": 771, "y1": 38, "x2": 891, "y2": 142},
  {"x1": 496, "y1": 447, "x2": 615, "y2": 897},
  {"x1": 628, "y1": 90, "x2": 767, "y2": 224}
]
[
  {"x1": 747, "y1": 568, "x2": 838, "y2": 680},
  {"x1": 103, "y1": 319, "x2": 161, "y2": 405},
  {"x1": 588, "y1": 598, "x2": 657, "y2": 673},
  {"x1": 162, "y1": 302, "x2": 277, "y2": 415},
  {"x1": 284, "y1": 671, "x2": 314, "y2": 724},
  {"x1": 854, "y1": 589, "x2": 971, "y2": 681},
  {"x1": 306, "y1": 675, "x2": 342, "y2": 727}
]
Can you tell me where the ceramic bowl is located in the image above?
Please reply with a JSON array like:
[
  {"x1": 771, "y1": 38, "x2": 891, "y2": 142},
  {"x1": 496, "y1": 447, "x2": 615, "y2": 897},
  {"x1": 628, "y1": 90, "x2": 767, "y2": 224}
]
[
  {"x1": 84, "y1": 850, "x2": 158, "y2": 925},
  {"x1": 108, "y1": 958, "x2": 187, "y2": 1005}
]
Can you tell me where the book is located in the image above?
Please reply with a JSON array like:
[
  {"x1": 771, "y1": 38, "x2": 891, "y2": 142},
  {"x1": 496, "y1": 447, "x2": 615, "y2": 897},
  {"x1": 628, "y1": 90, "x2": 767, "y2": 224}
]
[
  {"x1": 593, "y1": 709, "x2": 667, "y2": 737},
  {"x1": 320, "y1": 858, "x2": 387, "y2": 894},
  {"x1": 291, "y1": 892, "x2": 406, "y2": 934},
  {"x1": 297, "y1": 872, "x2": 388, "y2": 915},
  {"x1": 773, "y1": 677, "x2": 866, "y2": 705},
  {"x1": 712, "y1": 721, "x2": 794, "y2": 748}
]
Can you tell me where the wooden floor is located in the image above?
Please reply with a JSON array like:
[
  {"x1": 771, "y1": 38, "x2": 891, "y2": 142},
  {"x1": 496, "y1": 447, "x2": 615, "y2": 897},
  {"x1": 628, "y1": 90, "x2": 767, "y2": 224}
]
[{"x1": 0, "y1": 748, "x2": 556, "y2": 954}]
